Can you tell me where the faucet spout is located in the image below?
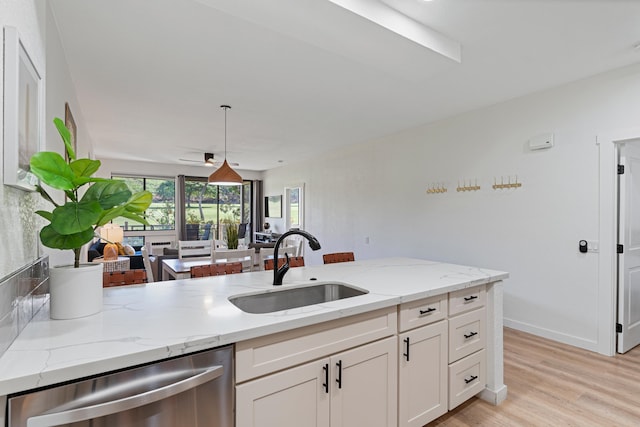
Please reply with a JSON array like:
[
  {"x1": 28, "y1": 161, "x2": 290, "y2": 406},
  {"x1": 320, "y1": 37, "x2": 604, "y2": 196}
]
[{"x1": 272, "y1": 229, "x2": 321, "y2": 286}]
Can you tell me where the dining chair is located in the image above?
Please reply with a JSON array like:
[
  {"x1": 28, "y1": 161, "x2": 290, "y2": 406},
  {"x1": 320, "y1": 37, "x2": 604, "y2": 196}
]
[
  {"x1": 190, "y1": 262, "x2": 243, "y2": 278},
  {"x1": 178, "y1": 240, "x2": 213, "y2": 259},
  {"x1": 258, "y1": 246, "x2": 296, "y2": 271},
  {"x1": 103, "y1": 270, "x2": 148, "y2": 287},
  {"x1": 322, "y1": 252, "x2": 355, "y2": 264},
  {"x1": 141, "y1": 246, "x2": 155, "y2": 282},
  {"x1": 213, "y1": 248, "x2": 254, "y2": 272},
  {"x1": 264, "y1": 256, "x2": 305, "y2": 271}
]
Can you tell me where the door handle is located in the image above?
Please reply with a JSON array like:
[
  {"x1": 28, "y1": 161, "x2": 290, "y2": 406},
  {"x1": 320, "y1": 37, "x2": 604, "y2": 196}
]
[
  {"x1": 323, "y1": 363, "x2": 329, "y2": 393},
  {"x1": 336, "y1": 360, "x2": 343, "y2": 389},
  {"x1": 27, "y1": 365, "x2": 223, "y2": 427},
  {"x1": 403, "y1": 337, "x2": 410, "y2": 361}
]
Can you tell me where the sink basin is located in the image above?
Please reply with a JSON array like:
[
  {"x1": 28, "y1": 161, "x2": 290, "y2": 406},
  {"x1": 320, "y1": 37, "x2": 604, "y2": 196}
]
[{"x1": 229, "y1": 282, "x2": 368, "y2": 314}]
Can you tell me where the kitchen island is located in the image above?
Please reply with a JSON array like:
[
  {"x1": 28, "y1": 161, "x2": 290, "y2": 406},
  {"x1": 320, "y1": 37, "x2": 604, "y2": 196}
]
[{"x1": 0, "y1": 257, "x2": 508, "y2": 425}]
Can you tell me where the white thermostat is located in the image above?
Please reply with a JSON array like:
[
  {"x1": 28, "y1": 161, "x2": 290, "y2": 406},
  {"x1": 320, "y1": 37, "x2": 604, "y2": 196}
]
[{"x1": 529, "y1": 133, "x2": 554, "y2": 150}]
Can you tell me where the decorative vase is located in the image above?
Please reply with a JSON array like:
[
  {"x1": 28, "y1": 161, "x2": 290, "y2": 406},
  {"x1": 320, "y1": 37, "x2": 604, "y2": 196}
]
[{"x1": 49, "y1": 263, "x2": 104, "y2": 320}]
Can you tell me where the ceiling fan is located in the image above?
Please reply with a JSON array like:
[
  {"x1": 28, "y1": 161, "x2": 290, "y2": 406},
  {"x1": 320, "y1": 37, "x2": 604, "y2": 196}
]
[{"x1": 178, "y1": 152, "x2": 239, "y2": 167}]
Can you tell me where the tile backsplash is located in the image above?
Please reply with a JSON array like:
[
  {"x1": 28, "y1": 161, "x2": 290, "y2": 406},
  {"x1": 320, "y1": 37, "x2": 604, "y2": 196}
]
[{"x1": 0, "y1": 256, "x2": 49, "y2": 357}]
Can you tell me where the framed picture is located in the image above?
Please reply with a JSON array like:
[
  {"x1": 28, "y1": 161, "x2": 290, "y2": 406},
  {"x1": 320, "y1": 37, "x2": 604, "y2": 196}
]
[
  {"x1": 265, "y1": 195, "x2": 282, "y2": 218},
  {"x1": 64, "y1": 103, "x2": 77, "y2": 161},
  {"x1": 3, "y1": 26, "x2": 42, "y2": 191}
]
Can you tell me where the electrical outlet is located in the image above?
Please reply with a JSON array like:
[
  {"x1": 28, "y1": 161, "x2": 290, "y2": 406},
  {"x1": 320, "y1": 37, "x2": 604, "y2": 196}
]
[{"x1": 587, "y1": 240, "x2": 599, "y2": 253}]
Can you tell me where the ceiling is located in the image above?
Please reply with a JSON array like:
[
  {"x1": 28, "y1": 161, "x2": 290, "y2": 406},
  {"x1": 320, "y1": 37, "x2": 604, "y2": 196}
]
[{"x1": 49, "y1": 0, "x2": 640, "y2": 172}]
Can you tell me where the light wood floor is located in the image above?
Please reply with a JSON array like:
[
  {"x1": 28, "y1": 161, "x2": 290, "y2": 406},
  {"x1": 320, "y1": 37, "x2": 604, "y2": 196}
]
[{"x1": 430, "y1": 327, "x2": 640, "y2": 426}]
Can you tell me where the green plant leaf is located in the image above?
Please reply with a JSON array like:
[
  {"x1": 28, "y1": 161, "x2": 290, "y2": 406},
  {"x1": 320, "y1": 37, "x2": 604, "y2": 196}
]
[
  {"x1": 96, "y1": 206, "x2": 127, "y2": 226},
  {"x1": 83, "y1": 181, "x2": 131, "y2": 210},
  {"x1": 124, "y1": 191, "x2": 153, "y2": 213},
  {"x1": 29, "y1": 152, "x2": 76, "y2": 191},
  {"x1": 53, "y1": 117, "x2": 75, "y2": 161},
  {"x1": 35, "y1": 210, "x2": 53, "y2": 221},
  {"x1": 50, "y1": 200, "x2": 103, "y2": 235},
  {"x1": 70, "y1": 158, "x2": 100, "y2": 178},
  {"x1": 120, "y1": 211, "x2": 150, "y2": 225},
  {"x1": 40, "y1": 225, "x2": 94, "y2": 250}
]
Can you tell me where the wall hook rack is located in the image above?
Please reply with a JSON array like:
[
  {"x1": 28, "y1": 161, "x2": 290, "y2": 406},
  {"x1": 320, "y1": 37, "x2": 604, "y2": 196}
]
[
  {"x1": 426, "y1": 182, "x2": 447, "y2": 194},
  {"x1": 492, "y1": 175, "x2": 522, "y2": 190},
  {"x1": 456, "y1": 179, "x2": 481, "y2": 192}
]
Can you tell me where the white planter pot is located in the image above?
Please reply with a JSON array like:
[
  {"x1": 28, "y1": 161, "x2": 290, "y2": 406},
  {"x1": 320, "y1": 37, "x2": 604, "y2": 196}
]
[{"x1": 49, "y1": 263, "x2": 104, "y2": 320}]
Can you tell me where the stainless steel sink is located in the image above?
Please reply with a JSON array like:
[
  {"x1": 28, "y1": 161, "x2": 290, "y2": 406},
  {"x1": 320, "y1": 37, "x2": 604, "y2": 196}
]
[{"x1": 229, "y1": 282, "x2": 368, "y2": 314}]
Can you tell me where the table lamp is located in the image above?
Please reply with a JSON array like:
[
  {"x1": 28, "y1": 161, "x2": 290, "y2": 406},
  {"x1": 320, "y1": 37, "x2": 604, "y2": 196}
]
[{"x1": 100, "y1": 224, "x2": 124, "y2": 261}]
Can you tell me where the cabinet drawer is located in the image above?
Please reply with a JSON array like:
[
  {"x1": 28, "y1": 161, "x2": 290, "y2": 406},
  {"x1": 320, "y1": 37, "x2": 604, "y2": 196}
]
[
  {"x1": 448, "y1": 308, "x2": 486, "y2": 363},
  {"x1": 448, "y1": 285, "x2": 485, "y2": 316},
  {"x1": 448, "y1": 349, "x2": 486, "y2": 410},
  {"x1": 236, "y1": 307, "x2": 397, "y2": 382},
  {"x1": 398, "y1": 294, "x2": 447, "y2": 332}
]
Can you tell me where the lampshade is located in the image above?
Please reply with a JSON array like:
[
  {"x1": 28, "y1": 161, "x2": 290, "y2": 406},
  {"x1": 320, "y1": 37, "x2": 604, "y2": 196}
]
[
  {"x1": 208, "y1": 159, "x2": 243, "y2": 185},
  {"x1": 100, "y1": 223, "x2": 124, "y2": 243},
  {"x1": 209, "y1": 105, "x2": 243, "y2": 186}
]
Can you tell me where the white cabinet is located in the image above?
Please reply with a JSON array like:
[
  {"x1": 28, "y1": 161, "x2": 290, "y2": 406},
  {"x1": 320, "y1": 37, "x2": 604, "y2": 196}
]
[
  {"x1": 236, "y1": 358, "x2": 330, "y2": 427},
  {"x1": 447, "y1": 285, "x2": 487, "y2": 410},
  {"x1": 236, "y1": 337, "x2": 397, "y2": 427},
  {"x1": 235, "y1": 285, "x2": 494, "y2": 426},
  {"x1": 235, "y1": 308, "x2": 397, "y2": 427},
  {"x1": 330, "y1": 337, "x2": 397, "y2": 427},
  {"x1": 398, "y1": 320, "x2": 448, "y2": 427}
]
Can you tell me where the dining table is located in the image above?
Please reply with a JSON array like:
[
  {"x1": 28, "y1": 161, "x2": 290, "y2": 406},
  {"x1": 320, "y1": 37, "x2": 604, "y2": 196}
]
[{"x1": 161, "y1": 256, "x2": 253, "y2": 280}]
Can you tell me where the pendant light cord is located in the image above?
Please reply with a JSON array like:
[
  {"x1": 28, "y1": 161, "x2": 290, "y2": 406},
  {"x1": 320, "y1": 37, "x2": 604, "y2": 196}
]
[{"x1": 221, "y1": 105, "x2": 231, "y2": 160}]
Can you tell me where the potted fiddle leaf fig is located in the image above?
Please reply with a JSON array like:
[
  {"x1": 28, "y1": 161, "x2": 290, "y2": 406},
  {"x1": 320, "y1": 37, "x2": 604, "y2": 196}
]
[{"x1": 30, "y1": 117, "x2": 153, "y2": 319}]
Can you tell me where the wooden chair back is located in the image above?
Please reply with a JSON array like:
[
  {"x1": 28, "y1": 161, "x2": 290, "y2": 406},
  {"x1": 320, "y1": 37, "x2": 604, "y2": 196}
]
[
  {"x1": 103, "y1": 270, "x2": 148, "y2": 287},
  {"x1": 264, "y1": 256, "x2": 305, "y2": 271},
  {"x1": 322, "y1": 252, "x2": 355, "y2": 264},
  {"x1": 178, "y1": 240, "x2": 213, "y2": 259},
  {"x1": 213, "y1": 248, "x2": 254, "y2": 272},
  {"x1": 190, "y1": 262, "x2": 243, "y2": 278},
  {"x1": 259, "y1": 246, "x2": 296, "y2": 271}
]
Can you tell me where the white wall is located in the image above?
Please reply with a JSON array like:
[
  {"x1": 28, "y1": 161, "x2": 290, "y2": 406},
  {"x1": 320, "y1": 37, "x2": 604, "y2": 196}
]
[
  {"x1": 264, "y1": 63, "x2": 640, "y2": 353},
  {"x1": 0, "y1": 0, "x2": 46, "y2": 278},
  {"x1": 99, "y1": 158, "x2": 263, "y2": 182},
  {"x1": 0, "y1": 1, "x2": 97, "y2": 277}
]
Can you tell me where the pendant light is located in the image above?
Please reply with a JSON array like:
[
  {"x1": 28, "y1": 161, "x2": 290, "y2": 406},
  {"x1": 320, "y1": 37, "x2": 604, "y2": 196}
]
[{"x1": 208, "y1": 105, "x2": 243, "y2": 185}]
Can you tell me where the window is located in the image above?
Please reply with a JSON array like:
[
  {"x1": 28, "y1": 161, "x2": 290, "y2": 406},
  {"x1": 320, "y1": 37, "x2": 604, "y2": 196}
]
[
  {"x1": 112, "y1": 175, "x2": 176, "y2": 231},
  {"x1": 182, "y1": 177, "x2": 252, "y2": 241}
]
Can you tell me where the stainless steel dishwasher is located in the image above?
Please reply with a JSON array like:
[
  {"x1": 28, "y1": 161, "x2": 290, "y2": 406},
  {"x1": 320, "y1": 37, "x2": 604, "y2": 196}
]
[{"x1": 7, "y1": 344, "x2": 233, "y2": 427}]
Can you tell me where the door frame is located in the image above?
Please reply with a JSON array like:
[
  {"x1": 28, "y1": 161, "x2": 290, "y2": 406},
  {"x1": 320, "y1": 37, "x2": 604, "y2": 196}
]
[{"x1": 598, "y1": 128, "x2": 640, "y2": 355}]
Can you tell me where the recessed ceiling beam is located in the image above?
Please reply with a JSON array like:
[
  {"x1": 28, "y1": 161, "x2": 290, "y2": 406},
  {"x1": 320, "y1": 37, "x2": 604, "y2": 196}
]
[{"x1": 328, "y1": 0, "x2": 461, "y2": 63}]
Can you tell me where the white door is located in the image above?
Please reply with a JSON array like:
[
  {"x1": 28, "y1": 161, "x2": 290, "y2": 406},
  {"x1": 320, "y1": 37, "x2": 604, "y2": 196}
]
[
  {"x1": 235, "y1": 358, "x2": 330, "y2": 427},
  {"x1": 617, "y1": 141, "x2": 640, "y2": 353},
  {"x1": 330, "y1": 336, "x2": 397, "y2": 427}
]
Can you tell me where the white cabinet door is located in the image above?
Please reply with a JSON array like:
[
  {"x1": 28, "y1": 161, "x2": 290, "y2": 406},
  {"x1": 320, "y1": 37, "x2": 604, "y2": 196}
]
[
  {"x1": 330, "y1": 336, "x2": 397, "y2": 427},
  {"x1": 236, "y1": 358, "x2": 330, "y2": 427},
  {"x1": 398, "y1": 320, "x2": 448, "y2": 427}
]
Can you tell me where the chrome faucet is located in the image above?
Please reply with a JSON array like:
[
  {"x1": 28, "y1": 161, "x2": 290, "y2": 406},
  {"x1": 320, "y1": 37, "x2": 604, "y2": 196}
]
[{"x1": 272, "y1": 229, "x2": 321, "y2": 286}]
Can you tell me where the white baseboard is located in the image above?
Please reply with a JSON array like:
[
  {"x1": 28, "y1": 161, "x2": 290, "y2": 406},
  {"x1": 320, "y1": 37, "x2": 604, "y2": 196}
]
[{"x1": 504, "y1": 317, "x2": 601, "y2": 354}]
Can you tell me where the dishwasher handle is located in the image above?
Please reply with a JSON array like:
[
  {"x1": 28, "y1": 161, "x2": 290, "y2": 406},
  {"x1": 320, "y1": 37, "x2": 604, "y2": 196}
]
[{"x1": 27, "y1": 365, "x2": 224, "y2": 427}]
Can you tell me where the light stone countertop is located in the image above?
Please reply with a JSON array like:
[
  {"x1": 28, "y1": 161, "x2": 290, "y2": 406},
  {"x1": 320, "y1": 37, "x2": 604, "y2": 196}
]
[{"x1": 0, "y1": 257, "x2": 507, "y2": 396}]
